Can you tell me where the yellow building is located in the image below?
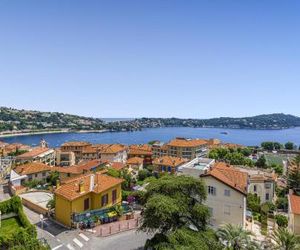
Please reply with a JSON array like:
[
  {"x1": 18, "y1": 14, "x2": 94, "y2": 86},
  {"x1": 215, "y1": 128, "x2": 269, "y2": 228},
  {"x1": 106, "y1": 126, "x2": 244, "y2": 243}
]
[
  {"x1": 54, "y1": 172, "x2": 123, "y2": 227},
  {"x1": 288, "y1": 193, "x2": 300, "y2": 235}
]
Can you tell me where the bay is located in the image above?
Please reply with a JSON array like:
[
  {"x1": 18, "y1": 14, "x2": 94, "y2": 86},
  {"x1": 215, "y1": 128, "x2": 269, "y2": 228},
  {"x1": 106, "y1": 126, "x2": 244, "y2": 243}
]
[{"x1": 1, "y1": 127, "x2": 300, "y2": 148}]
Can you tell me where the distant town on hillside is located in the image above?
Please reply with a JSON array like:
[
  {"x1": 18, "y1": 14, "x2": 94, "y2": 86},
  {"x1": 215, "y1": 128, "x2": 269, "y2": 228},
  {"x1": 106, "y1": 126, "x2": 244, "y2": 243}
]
[{"x1": 1, "y1": 107, "x2": 300, "y2": 135}]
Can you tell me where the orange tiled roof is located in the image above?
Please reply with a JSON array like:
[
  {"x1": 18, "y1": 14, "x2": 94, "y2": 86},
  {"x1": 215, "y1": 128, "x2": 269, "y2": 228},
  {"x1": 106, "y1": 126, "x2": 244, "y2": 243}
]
[
  {"x1": 101, "y1": 144, "x2": 127, "y2": 154},
  {"x1": 153, "y1": 156, "x2": 187, "y2": 167},
  {"x1": 15, "y1": 162, "x2": 51, "y2": 175},
  {"x1": 55, "y1": 173, "x2": 123, "y2": 201},
  {"x1": 82, "y1": 146, "x2": 98, "y2": 154},
  {"x1": 54, "y1": 159, "x2": 106, "y2": 174},
  {"x1": 61, "y1": 141, "x2": 92, "y2": 147},
  {"x1": 167, "y1": 138, "x2": 207, "y2": 147},
  {"x1": 202, "y1": 162, "x2": 248, "y2": 195},
  {"x1": 107, "y1": 162, "x2": 125, "y2": 171},
  {"x1": 127, "y1": 157, "x2": 144, "y2": 165},
  {"x1": 289, "y1": 194, "x2": 300, "y2": 215},
  {"x1": 128, "y1": 145, "x2": 152, "y2": 156},
  {"x1": 17, "y1": 147, "x2": 51, "y2": 159}
]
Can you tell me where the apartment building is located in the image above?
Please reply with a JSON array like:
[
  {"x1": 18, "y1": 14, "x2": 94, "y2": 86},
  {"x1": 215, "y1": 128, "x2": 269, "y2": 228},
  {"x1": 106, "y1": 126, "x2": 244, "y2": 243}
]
[
  {"x1": 16, "y1": 147, "x2": 55, "y2": 165},
  {"x1": 60, "y1": 141, "x2": 92, "y2": 162},
  {"x1": 152, "y1": 137, "x2": 208, "y2": 159},
  {"x1": 153, "y1": 156, "x2": 187, "y2": 174},
  {"x1": 177, "y1": 157, "x2": 215, "y2": 178},
  {"x1": 200, "y1": 162, "x2": 248, "y2": 228},
  {"x1": 236, "y1": 167, "x2": 276, "y2": 204},
  {"x1": 100, "y1": 144, "x2": 127, "y2": 163},
  {"x1": 56, "y1": 150, "x2": 76, "y2": 167},
  {"x1": 128, "y1": 144, "x2": 152, "y2": 165},
  {"x1": 0, "y1": 156, "x2": 15, "y2": 180},
  {"x1": 55, "y1": 173, "x2": 123, "y2": 227}
]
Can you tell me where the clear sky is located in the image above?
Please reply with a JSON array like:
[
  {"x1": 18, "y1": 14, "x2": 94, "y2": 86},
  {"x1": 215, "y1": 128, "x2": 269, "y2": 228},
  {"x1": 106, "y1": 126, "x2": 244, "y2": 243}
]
[{"x1": 1, "y1": 1, "x2": 300, "y2": 118}]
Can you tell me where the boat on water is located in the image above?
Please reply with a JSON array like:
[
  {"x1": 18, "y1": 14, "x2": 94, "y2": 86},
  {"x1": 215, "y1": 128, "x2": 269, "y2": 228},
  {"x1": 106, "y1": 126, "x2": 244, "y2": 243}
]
[{"x1": 220, "y1": 131, "x2": 228, "y2": 135}]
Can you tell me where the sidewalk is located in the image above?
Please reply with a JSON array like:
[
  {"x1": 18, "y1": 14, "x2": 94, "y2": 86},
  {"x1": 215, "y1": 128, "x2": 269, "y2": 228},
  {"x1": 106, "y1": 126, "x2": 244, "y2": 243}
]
[{"x1": 94, "y1": 213, "x2": 141, "y2": 237}]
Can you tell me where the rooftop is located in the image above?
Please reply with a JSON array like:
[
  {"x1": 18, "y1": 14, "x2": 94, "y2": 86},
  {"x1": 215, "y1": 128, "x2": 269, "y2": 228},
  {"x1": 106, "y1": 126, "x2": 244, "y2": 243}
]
[
  {"x1": 289, "y1": 194, "x2": 300, "y2": 215},
  {"x1": 61, "y1": 141, "x2": 92, "y2": 147},
  {"x1": 101, "y1": 144, "x2": 127, "y2": 154},
  {"x1": 16, "y1": 147, "x2": 52, "y2": 159},
  {"x1": 167, "y1": 137, "x2": 207, "y2": 147},
  {"x1": 201, "y1": 162, "x2": 248, "y2": 195},
  {"x1": 127, "y1": 157, "x2": 144, "y2": 165},
  {"x1": 153, "y1": 156, "x2": 187, "y2": 167},
  {"x1": 55, "y1": 173, "x2": 123, "y2": 201},
  {"x1": 14, "y1": 162, "x2": 51, "y2": 175}
]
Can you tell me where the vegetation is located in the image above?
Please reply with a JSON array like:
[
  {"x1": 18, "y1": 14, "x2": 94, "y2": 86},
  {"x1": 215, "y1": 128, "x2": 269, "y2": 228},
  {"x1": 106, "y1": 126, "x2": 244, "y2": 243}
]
[
  {"x1": 255, "y1": 155, "x2": 267, "y2": 168},
  {"x1": 288, "y1": 155, "x2": 300, "y2": 194},
  {"x1": 247, "y1": 193, "x2": 261, "y2": 213},
  {"x1": 216, "y1": 224, "x2": 259, "y2": 250},
  {"x1": 2, "y1": 107, "x2": 300, "y2": 132},
  {"x1": 285, "y1": 142, "x2": 295, "y2": 150},
  {"x1": 271, "y1": 227, "x2": 300, "y2": 250},
  {"x1": 0, "y1": 196, "x2": 49, "y2": 249},
  {"x1": 208, "y1": 147, "x2": 254, "y2": 166},
  {"x1": 275, "y1": 214, "x2": 288, "y2": 228},
  {"x1": 261, "y1": 142, "x2": 282, "y2": 151},
  {"x1": 140, "y1": 175, "x2": 221, "y2": 249}
]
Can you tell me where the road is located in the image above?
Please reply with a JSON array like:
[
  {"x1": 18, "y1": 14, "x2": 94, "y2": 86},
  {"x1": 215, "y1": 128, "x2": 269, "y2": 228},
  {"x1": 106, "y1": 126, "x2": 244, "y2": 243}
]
[{"x1": 24, "y1": 206, "x2": 150, "y2": 250}]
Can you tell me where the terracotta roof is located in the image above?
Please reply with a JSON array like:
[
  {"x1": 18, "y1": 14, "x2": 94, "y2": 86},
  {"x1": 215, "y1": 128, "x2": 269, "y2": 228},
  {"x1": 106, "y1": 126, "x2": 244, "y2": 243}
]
[
  {"x1": 107, "y1": 162, "x2": 126, "y2": 171},
  {"x1": 127, "y1": 157, "x2": 144, "y2": 165},
  {"x1": 17, "y1": 147, "x2": 52, "y2": 159},
  {"x1": 55, "y1": 173, "x2": 123, "y2": 201},
  {"x1": 167, "y1": 138, "x2": 207, "y2": 147},
  {"x1": 101, "y1": 144, "x2": 127, "y2": 154},
  {"x1": 289, "y1": 194, "x2": 300, "y2": 215},
  {"x1": 54, "y1": 159, "x2": 107, "y2": 174},
  {"x1": 153, "y1": 156, "x2": 187, "y2": 167},
  {"x1": 202, "y1": 162, "x2": 248, "y2": 195},
  {"x1": 15, "y1": 162, "x2": 51, "y2": 175},
  {"x1": 128, "y1": 145, "x2": 152, "y2": 156},
  {"x1": 82, "y1": 146, "x2": 98, "y2": 154},
  {"x1": 61, "y1": 141, "x2": 92, "y2": 147}
]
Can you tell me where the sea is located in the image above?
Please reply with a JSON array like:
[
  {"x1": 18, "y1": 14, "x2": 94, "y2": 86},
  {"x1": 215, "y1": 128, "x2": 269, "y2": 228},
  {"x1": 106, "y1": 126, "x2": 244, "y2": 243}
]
[{"x1": 1, "y1": 127, "x2": 300, "y2": 148}]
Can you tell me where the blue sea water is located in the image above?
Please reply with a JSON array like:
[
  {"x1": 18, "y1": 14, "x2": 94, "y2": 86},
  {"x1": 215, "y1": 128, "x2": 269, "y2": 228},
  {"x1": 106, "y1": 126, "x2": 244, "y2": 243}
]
[{"x1": 1, "y1": 127, "x2": 300, "y2": 148}]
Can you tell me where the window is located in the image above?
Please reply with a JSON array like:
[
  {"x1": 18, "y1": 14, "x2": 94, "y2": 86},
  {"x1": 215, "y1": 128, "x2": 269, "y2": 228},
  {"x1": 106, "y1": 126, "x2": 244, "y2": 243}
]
[
  {"x1": 208, "y1": 186, "x2": 216, "y2": 196},
  {"x1": 265, "y1": 183, "x2": 271, "y2": 189},
  {"x1": 84, "y1": 198, "x2": 89, "y2": 210},
  {"x1": 266, "y1": 193, "x2": 270, "y2": 201},
  {"x1": 224, "y1": 189, "x2": 231, "y2": 197},
  {"x1": 253, "y1": 185, "x2": 257, "y2": 192},
  {"x1": 224, "y1": 205, "x2": 231, "y2": 215},
  {"x1": 167, "y1": 166, "x2": 172, "y2": 172},
  {"x1": 35, "y1": 174, "x2": 38, "y2": 177},
  {"x1": 101, "y1": 194, "x2": 109, "y2": 207},
  {"x1": 42, "y1": 172, "x2": 46, "y2": 177},
  {"x1": 112, "y1": 189, "x2": 117, "y2": 204}
]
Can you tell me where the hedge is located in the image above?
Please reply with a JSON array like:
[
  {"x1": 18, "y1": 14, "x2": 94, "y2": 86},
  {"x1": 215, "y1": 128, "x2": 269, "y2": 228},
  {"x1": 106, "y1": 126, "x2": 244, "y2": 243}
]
[{"x1": 0, "y1": 196, "x2": 45, "y2": 249}]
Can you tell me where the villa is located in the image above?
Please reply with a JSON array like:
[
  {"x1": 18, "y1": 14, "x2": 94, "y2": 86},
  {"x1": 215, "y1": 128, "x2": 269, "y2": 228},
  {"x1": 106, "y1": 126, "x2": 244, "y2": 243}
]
[{"x1": 54, "y1": 172, "x2": 123, "y2": 227}]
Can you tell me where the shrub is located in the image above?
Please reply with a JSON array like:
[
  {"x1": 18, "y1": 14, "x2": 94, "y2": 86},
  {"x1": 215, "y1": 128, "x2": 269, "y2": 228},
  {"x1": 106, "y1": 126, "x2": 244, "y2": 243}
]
[{"x1": 275, "y1": 214, "x2": 288, "y2": 228}]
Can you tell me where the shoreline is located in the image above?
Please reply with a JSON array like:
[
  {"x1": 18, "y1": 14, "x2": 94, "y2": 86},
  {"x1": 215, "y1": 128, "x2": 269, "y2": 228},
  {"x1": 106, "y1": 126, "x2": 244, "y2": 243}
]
[{"x1": 0, "y1": 129, "x2": 110, "y2": 138}]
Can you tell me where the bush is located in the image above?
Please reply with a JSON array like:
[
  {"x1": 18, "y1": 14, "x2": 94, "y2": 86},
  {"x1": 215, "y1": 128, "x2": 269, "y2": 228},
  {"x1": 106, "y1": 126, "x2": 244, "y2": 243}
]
[
  {"x1": 276, "y1": 197, "x2": 288, "y2": 210},
  {"x1": 138, "y1": 169, "x2": 149, "y2": 181},
  {"x1": 275, "y1": 214, "x2": 288, "y2": 228},
  {"x1": 247, "y1": 193, "x2": 261, "y2": 213}
]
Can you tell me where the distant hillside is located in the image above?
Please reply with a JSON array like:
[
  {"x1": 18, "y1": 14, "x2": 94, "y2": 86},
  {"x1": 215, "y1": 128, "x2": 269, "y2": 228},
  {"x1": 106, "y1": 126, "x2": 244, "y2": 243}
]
[
  {"x1": 0, "y1": 107, "x2": 106, "y2": 132},
  {"x1": 1, "y1": 107, "x2": 300, "y2": 133}
]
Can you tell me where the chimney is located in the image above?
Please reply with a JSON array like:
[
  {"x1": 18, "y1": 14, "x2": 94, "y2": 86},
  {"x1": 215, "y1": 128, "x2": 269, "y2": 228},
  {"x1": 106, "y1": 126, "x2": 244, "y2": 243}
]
[
  {"x1": 79, "y1": 180, "x2": 85, "y2": 193},
  {"x1": 56, "y1": 179, "x2": 60, "y2": 189},
  {"x1": 89, "y1": 174, "x2": 95, "y2": 192}
]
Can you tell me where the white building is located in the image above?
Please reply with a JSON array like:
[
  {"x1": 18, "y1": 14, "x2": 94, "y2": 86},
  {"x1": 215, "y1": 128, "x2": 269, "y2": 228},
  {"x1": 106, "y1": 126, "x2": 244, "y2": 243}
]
[{"x1": 177, "y1": 157, "x2": 215, "y2": 178}]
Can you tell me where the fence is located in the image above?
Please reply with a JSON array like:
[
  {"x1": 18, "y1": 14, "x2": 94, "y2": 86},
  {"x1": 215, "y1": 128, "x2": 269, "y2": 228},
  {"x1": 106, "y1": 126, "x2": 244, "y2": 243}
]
[{"x1": 95, "y1": 214, "x2": 140, "y2": 237}]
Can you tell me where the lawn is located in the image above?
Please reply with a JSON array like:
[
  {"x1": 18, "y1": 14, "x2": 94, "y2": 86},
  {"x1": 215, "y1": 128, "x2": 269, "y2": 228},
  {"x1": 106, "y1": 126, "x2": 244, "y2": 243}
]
[
  {"x1": 0, "y1": 217, "x2": 23, "y2": 237},
  {"x1": 265, "y1": 154, "x2": 288, "y2": 166}
]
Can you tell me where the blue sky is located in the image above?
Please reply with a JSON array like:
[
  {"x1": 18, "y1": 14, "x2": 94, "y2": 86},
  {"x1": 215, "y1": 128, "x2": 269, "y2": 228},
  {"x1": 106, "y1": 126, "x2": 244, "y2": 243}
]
[{"x1": 0, "y1": 1, "x2": 300, "y2": 118}]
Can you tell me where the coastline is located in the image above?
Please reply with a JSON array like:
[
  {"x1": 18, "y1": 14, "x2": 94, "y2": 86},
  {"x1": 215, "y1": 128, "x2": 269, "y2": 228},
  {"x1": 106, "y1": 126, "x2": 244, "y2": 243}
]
[{"x1": 0, "y1": 129, "x2": 109, "y2": 138}]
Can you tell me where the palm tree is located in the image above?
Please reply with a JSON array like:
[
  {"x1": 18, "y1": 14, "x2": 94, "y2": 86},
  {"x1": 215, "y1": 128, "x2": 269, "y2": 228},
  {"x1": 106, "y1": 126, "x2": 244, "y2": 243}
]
[
  {"x1": 216, "y1": 224, "x2": 260, "y2": 250},
  {"x1": 271, "y1": 227, "x2": 300, "y2": 250}
]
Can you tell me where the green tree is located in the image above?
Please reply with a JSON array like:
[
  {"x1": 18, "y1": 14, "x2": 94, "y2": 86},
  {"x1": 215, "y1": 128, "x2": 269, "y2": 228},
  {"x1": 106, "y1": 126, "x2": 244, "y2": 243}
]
[
  {"x1": 216, "y1": 224, "x2": 260, "y2": 250},
  {"x1": 285, "y1": 142, "x2": 295, "y2": 150},
  {"x1": 106, "y1": 167, "x2": 120, "y2": 178},
  {"x1": 275, "y1": 214, "x2": 288, "y2": 228},
  {"x1": 255, "y1": 155, "x2": 267, "y2": 168},
  {"x1": 288, "y1": 155, "x2": 300, "y2": 194},
  {"x1": 271, "y1": 228, "x2": 300, "y2": 250},
  {"x1": 276, "y1": 197, "x2": 288, "y2": 211},
  {"x1": 247, "y1": 193, "x2": 261, "y2": 213},
  {"x1": 138, "y1": 169, "x2": 149, "y2": 182},
  {"x1": 46, "y1": 171, "x2": 59, "y2": 186},
  {"x1": 271, "y1": 164, "x2": 283, "y2": 175},
  {"x1": 140, "y1": 175, "x2": 217, "y2": 249}
]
